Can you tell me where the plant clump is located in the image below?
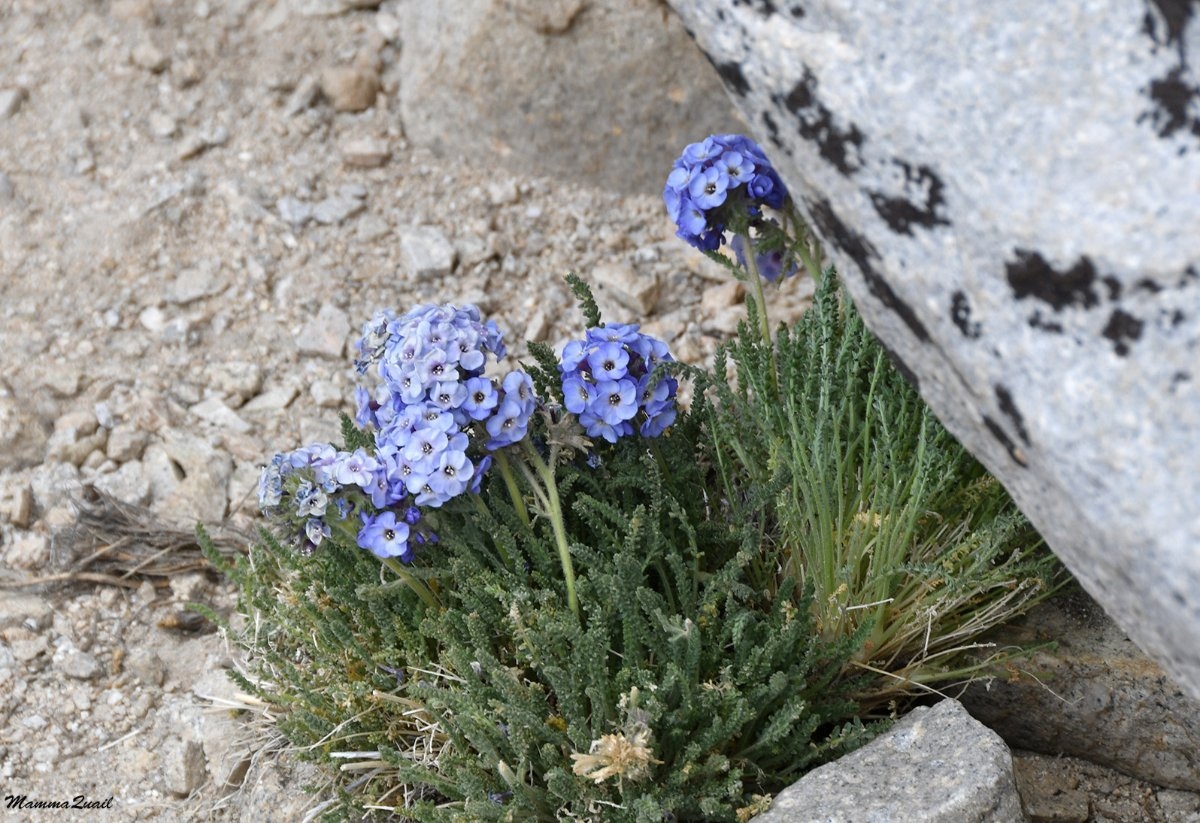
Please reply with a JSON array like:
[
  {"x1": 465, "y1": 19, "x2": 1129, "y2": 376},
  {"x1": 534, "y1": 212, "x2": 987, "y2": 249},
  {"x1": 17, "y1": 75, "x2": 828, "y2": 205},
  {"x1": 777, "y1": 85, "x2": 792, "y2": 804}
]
[{"x1": 213, "y1": 133, "x2": 1063, "y2": 822}]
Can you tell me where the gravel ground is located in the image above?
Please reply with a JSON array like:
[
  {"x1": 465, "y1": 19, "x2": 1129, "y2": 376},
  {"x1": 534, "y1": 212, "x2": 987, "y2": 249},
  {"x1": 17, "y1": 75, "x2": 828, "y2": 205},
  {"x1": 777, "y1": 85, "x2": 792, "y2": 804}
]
[{"x1": 0, "y1": 2, "x2": 1192, "y2": 821}]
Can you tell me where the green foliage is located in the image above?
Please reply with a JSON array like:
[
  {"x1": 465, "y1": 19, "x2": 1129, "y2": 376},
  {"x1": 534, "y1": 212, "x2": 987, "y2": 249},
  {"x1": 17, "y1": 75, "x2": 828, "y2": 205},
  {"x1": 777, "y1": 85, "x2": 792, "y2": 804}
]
[
  {"x1": 222, "y1": 266, "x2": 1061, "y2": 821},
  {"x1": 225, "y1": 391, "x2": 879, "y2": 821},
  {"x1": 706, "y1": 269, "x2": 1063, "y2": 709},
  {"x1": 564, "y1": 271, "x2": 602, "y2": 329}
]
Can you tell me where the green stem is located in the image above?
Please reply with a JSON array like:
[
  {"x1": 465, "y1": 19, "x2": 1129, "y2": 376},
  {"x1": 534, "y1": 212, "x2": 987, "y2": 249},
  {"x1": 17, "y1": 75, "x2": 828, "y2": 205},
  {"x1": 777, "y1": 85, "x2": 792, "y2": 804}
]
[
  {"x1": 741, "y1": 234, "x2": 780, "y2": 395},
  {"x1": 381, "y1": 556, "x2": 440, "y2": 611},
  {"x1": 494, "y1": 450, "x2": 530, "y2": 528},
  {"x1": 521, "y1": 441, "x2": 580, "y2": 623}
]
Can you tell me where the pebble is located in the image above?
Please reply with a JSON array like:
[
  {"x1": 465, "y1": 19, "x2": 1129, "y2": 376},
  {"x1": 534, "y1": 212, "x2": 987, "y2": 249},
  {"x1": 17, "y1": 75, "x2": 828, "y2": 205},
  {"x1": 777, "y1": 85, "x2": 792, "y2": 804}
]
[
  {"x1": 312, "y1": 195, "x2": 366, "y2": 225},
  {"x1": 341, "y1": 137, "x2": 390, "y2": 168},
  {"x1": 131, "y1": 41, "x2": 170, "y2": 73},
  {"x1": 297, "y1": 303, "x2": 350, "y2": 359},
  {"x1": 398, "y1": 225, "x2": 457, "y2": 280},
  {"x1": 309, "y1": 379, "x2": 343, "y2": 408},
  {"x1": 106, "y1": 424, "x2": 150, "y2": 462},
  {"x1": 6, "y1": 484, "x2": 33, "y2": 528},
  {"x1": 4, "y1": 532, "x2": 49, "y2": 570},
  {"x1": 166, "y1": 263, "x2": 225, "y2": 305},
  {"x1": 241, "y1": 383, "x2": 300, "y2": 414},
  {"x1": 125, "y1": 648, "x2": 167, "y2": 687},
  {"x1": 6, "y1": 628, "x2": 48, "y2": 662},
  {"x1": 92, "y1": 460, "x2": 151, "y2": 506},
  {"x1": 190, "y1": 396, "x2": 253, "y2": 433},
  {"x1": 355, "y1": 214, "x2": 391, "y2": 243},
  {"x1": 148, "y1": 111, "x2": 178, "y2": 139},
  {"x1": 284, "y1": 76, "x2": 321, "y2": 117},
  {"x1": 0, "y1": 171, "x2": 13, "y2": 201},
  {"x1": 0, "y1": 591, "x2": 54, "y2": 631},
  {"x1": 319, "y1": 66, "x2": 379, "y2": 113},
  {"x1": 701, "y1": 280, "x2": 745, "y2": 313},
  {"x1": 0, "y1": 88, "x2": 26, "y2": 121},
  {"x1": 591, "y1": 261, "x2": 659, "y2": 317},
  {"x1": 56, "y1": 649, "x2": 103, "y2": 681},
  {"x1": 277, "y1": 196, "x2": 312, "y2": 228},
  {"x1": 160, "y1": 739, "x2": 207, "y2": 796},
  {"x1": 204, "y1": 362, "x2": 264, "y2": 406}
]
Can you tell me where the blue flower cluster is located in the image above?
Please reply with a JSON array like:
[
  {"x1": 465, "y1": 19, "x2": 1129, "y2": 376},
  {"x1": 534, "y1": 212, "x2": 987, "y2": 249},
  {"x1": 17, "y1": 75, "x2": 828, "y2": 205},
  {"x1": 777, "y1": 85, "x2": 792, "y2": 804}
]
[
  {"x1": 259, "y1": 303, "x2": 537, "y2": 562},
  {"x1": 662, "y1": 134, "x2": 787, "y2": 252},
  {"x1": 559, "y1": 323, "x2": 677, "y2": 444},
  {"x1": 257, "y1": 443, "x2": 432, "y2": 560}
]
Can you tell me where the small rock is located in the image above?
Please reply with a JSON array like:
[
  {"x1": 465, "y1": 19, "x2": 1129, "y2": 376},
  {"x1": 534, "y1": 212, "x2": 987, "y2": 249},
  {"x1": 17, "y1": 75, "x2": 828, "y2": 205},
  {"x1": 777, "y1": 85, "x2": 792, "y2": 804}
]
[
  {"x1": 399, "y1": 225, "x2": 457, "y2": 280},
  {"x1": 160, "y1": 739, "x2": 207, "y2": 797},
  {"x1": 591, "y1": 261, "x2": 659, "y2": 317},
  {"x1": 29, "y1": 461, "x2": 81, "y2": 513},
  {"x1": 190, "y1": 397, "x2": 253, "y2": 433},
  {"x1": 310, "y1": 379, "x2": 343, "y2": 408},
  {"x1": 91, "y1": 461, "x2": 151, "y2": 506},
  {"x1": 5, "y1": 532, "x2": 50, "y2": 571},
  {"x1": 341, "y1": 137, "x2": 390, "y2": 168},
  {"x1": 148, "y1": 111, "x2": 178, "y2": 139},
  {"x1": 355, "y1": 215, "x2": 390, "y2": 243},
  {"x1": 319, "y1": 65, "x2": 379, "y2": 112},
  {"x1": 312, "y1": 195, "x2": 366, "y2": 225},
  {"x1": 7, "y1": 485, "x2": 33, "y2": 528},
  {"x1": 56, "y1": 649, "x2": 103, "y2": 681},
  {"x1": 139, "y1": 305, "x2": 167, "y2": 332},
  {"x1": 166, "y1": 264, "x2": 225, "y2": 305},
  {"x1": 277, "y1": 196, "x2": 312, "y2": 228},
  {"x1": 0, "y1": 171, "x2": 14, "y2": 201},
  {"x1": 110, "y1": 0, "x2": 155, "y2": 21},
  {"x1": 47, "y1": 408, "x2": 101, "y2": 453},
  {"x1": 241, "y1": 384, "x2": 300, "y2": 414},
  {"x1": 175, "y1": 133, "x2": 209, "y2": 161},
  {"x1": 0, "y1": 591, "x2": 54, "y2": 631},
  {"x1": 125, "y1": 648, "x2": 167, "y2": 686},
  {"x1": 297, "y1": 303, "x2": 350, "y2": 359},
  {"x1": 131, "y1": 41, "x2": 169, "y2": 73},
  {"x1": 701, "y1": 280, "x2": 745, "y2": 313},
  {"x1": 106, "y1": 424, "x2": 151, "y2": 462},
  {"x1": 284, "y1": 76, "x2": 321, "y2": 117},
  {"x1": 0, "y1": 88, "x2": 27, "y2": 121},
  {"x1": 524, "y1": 306, "x2": 550, "y2": 343},
  {"x1": 487, "y1": 179, "x2": 520, "y2": 206},
  {"x1": 5, "y1": 628, "x2": 49, "y2": 662},
  {"x1": 40, "y1": 364, "x2": 83, "y2": 397},
  {"x1": 204, "y1": 362, "x2": 264, "y2": 406}
]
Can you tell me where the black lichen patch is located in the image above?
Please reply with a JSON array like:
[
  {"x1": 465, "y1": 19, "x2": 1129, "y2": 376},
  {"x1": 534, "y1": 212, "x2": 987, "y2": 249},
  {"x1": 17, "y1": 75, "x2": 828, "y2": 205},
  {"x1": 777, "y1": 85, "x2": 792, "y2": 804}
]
[
  {"x1": 1029, "y1": 311, "x2": 1065, "y2": 334},
  {"x1": 1006, "y1": 249, "x2": 1101, "y2": 312},
  {"x1": 806, "y1": 197, "x2": 930, "y2": 342},
  {"x1": 712, "y1": 59, "x2": 751, "y2": 98},
  {"x1": 789, "y1": 3, "x2": 805, "y2": 17},
  {"x1": 1142, "y1": 0, "x2": 1194, "y2": 53},
  {"x1": 1102, "y1": 309, "x2": 1145, "y2": 356},
  {"x1": 983, "y1": 415, "x2": 1029, "y2": 467},
  {"x1": 731, "y1": 0, "x2": 779, "y2": 16},
  {"x1": 777, "y1": 68, "x2": 866, "y2": 176},
  {"x1": 868, "y1": 161, "x2": 951, "y2": 236},
  {"x1": 950, "y1": 291, "x2": 981, "y2": 339},
  {"x1": 1143, "y1": 67, "x2": 1200, "y2": 141},
  {"x1": 761, "y1": 110, "x2": 782, "y2": 151},
  {"x1": 994, "y1": 384, "x2": 1030, "y2": 446}
]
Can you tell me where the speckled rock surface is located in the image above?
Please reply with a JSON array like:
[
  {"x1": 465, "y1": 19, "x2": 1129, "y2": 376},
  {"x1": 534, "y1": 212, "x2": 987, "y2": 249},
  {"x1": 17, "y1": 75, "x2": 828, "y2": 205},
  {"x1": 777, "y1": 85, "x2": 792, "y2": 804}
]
[
  {"x1": 394, "y1": 0, "x2": 748, "y2": 196},
  {"x1": 751, "y1": 699, "x2": 1025, "y2": 823},
  {"x1": 668, "y1": 0, "x2": 1200, "y2": 700},
  {"x1": 961, "y1": 591, "x2": 1200, "y2": 792}
]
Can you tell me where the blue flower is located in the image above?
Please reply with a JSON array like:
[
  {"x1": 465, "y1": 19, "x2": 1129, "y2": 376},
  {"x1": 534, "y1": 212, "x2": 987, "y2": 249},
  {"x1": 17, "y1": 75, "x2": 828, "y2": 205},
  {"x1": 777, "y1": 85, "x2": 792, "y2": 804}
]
[
  {"x1": 462, "y1": 376, "x2": 499, "y2": 421},
  {"x1": 486, "y1": 397, "x2": 532, "y2": 450},
  {"x1": 557, "y1": 326, "x2": 678, "y2": 445},
  {"x1": 333, "y1": 448, "x2": 380, "y2": 488},
  {"x1": 662, "y1": 133, "x2": 790, "y2": 252},
  {"x1": 357, "y1": 511, "x2": 413, "y2": 561}
]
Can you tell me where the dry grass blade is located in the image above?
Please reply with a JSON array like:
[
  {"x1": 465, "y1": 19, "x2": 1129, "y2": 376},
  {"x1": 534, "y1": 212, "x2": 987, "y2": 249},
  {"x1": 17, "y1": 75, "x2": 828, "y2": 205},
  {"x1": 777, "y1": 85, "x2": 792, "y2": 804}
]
[{"x1": 1, "y1": 484, "x2": 250, "y2": 589}]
